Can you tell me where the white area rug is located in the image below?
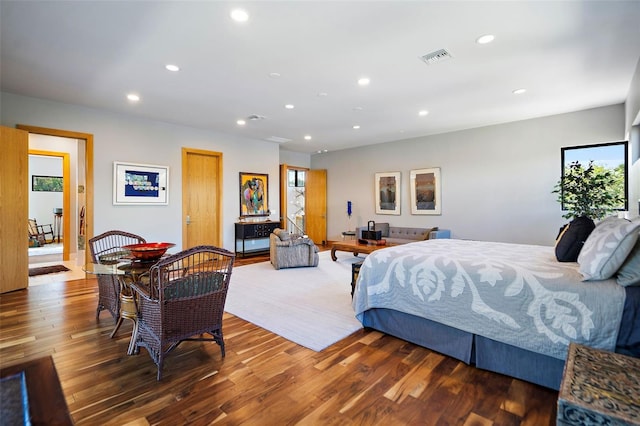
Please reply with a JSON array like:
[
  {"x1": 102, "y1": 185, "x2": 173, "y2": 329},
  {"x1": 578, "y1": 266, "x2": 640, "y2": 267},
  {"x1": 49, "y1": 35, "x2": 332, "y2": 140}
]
[{"x1": 225, "y1": 250, "x2": 363, "y2": 351}]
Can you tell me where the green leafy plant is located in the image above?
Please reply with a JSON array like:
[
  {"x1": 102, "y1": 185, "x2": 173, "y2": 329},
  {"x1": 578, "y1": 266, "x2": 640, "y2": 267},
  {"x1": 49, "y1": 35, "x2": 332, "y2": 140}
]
[{"x1": 553, "y1": 160, "x2": 624, "y2": 220}]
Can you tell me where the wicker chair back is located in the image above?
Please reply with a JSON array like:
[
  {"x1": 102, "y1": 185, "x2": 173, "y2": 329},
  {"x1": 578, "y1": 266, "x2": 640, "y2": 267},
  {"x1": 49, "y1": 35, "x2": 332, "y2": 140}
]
[
  {"x1": 88, "y1": 230, "x2": 146, "y2": 320},
  {"x1": 131, "y1": 245, "x2": 235, "y2": 380}
]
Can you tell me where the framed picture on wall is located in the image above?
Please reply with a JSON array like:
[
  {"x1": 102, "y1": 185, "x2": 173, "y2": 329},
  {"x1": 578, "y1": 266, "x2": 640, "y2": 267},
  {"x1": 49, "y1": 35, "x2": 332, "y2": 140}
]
[
  {"x1": 375, "y1": 171, "x2": 401, "y2": 215},
  {"x1": 239, "y1": 172, "x2": 269, "y2": 217},
  {"x1": 410, "y1": 168, "x2": 441, "y2": 215},
  {"x1": 113, "y1": 162, "x2": 169, "y2": 205}
]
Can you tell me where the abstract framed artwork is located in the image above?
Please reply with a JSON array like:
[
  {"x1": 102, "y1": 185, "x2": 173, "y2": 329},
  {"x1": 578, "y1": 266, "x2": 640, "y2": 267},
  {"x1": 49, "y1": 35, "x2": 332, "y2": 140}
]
[
  {"x1": 32, "y1": 175, "x2": 63, "y2": 192},
  {"x1": 410, "y1": 168, "x2": 441, "y2": 215},
  {"x1": 375, "y1": 171, "x2": 401, "y2": 215},
  {"x1": 113, "y1": 162, "x2": 169, "y2": 205},
  {"x1": 239, "y1": 172, "x2": 269, "y2": 217}
]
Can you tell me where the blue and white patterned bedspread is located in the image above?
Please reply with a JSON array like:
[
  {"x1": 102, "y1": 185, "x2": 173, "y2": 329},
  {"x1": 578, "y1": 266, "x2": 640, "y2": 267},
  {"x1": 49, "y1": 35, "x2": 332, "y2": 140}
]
[{"x1": 352, "y1": 239, "x2": 626, "y2": 360}]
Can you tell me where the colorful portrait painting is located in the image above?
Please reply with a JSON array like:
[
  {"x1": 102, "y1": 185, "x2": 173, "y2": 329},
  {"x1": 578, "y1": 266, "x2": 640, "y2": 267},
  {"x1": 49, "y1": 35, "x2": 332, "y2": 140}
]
[{"x1": 239, "y1": 172, "x2": 269, "y2": 216}]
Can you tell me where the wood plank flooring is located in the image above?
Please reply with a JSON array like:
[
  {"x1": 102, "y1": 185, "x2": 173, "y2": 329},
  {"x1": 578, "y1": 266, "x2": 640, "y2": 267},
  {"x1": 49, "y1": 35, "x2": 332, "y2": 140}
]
[{"x1": 0, "y1": 249, "x2": 558, "y2": 425}]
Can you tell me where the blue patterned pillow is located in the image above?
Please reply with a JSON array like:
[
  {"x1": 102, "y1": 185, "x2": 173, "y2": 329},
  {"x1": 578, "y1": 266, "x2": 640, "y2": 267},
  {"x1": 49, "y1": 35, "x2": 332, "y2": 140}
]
[
  {"x1": 617, "y1": 238, "x2": 640, "y2": 286},
  {"x1": 578, "y1": 218, "x2": 640, "y2": 281}
]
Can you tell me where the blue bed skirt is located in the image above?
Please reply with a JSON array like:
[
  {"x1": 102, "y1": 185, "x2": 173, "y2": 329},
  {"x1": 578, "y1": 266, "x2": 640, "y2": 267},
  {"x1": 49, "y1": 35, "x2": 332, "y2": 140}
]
[
  {"x1": 360, "y1": 286, "x2": 640, "y2": 391},
  {"x1": 362, "y1": 308, "x2": 568, "y2": 390}
]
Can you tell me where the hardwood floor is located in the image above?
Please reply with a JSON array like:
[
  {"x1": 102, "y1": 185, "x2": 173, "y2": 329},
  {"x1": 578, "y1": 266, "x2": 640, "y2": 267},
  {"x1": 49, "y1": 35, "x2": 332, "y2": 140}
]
[{"x1": 0, "y1": 248, "x2": 558, "y2": 425}]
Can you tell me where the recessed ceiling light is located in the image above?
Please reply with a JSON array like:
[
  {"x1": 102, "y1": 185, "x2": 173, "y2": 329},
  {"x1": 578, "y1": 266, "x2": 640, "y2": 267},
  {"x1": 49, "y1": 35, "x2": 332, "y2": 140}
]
[
  {"x1": 317, "y1": 92, "x2": 328, "y2": 97},
  {"x1": 418, "y1": 110, "x2": 429, "y2": 116},
  {"x1": 358, "y1": 77, "x2": 370, "y2": 86},
  {"x1": 165, "y1": 64, "x2": 180, "y2": 72},
  {"x1": 304, "y1": 135, "x2": 312, "y2": 140},
  {"x1": 353, "y1": 106, "x2": 363, "y2": 111},
  {"x1": 285, "y1": 104, "x2": 295, "y2": 109},
  {"x1": 269, "y1": 72, "x2": 281, "y2": 78},
  {"x1": 353, "y1": 125, "x2": 360, "y2": 129},
  {"x1": 512, "y1": 88, "x2": 527, "y2": 95},
  {"x1": 127, "y1": 93, "x2": 140, "y2": 102},
  {"x1": 476, "y1": 34, "x2": 495, "y2": 44},
  {"x1": 230, "y1": 9, "x2": 249, "y2": 22},
  {"x1": 236, "y1": 119, "x2": 246, "y2": 126}
]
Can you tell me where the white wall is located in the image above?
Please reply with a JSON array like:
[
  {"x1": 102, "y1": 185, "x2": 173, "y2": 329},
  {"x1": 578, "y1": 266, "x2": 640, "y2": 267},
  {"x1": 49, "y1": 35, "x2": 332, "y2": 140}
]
[
  {"x1": 1, "y1": 92, "x2": 281, "y2": 252},
  {"x1": 280, "y1": 149, "x2": 311, "y2": 169},
  {"x1": 311, "y1": 104, "x2": 626, "y2": 246},
  {"x1": 625, "y1": 58, "x2": 640, "y2": 219},
  {"x1": 3, "y1": 91, "x2": 633, "y2": 249}
]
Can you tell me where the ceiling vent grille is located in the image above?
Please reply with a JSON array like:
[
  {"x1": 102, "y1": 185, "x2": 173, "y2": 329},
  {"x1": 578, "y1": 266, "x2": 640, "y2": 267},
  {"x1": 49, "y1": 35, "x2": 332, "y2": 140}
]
[
  {"x1": 420, "y1": 49, "x2": 453, "y2": 65},
  {"x1": 265, "y1": 136, "x2": 291, "y2": 144},
  {"x1": 247, "y1": 114, "x2": 266, "y2": 121}
]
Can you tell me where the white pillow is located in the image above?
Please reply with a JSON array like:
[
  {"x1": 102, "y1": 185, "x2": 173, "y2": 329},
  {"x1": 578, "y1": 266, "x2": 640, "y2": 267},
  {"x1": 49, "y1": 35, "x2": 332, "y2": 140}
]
[
  {"x1": 617, "y1": 237, "x2": 640, "y2": 286},
  {"x1": 578, "y1": 218, "x2": 640, "y2": 281}
]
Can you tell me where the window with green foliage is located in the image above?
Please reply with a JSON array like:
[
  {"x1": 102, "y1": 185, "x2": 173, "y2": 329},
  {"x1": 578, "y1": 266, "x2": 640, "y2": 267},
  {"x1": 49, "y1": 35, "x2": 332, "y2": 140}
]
[
  {"x1": 554, "y1": 141, "x2": 628, "y2": 220},
  {"x1": 32, "y1": 175, "x2": 63, "y2": 192}
]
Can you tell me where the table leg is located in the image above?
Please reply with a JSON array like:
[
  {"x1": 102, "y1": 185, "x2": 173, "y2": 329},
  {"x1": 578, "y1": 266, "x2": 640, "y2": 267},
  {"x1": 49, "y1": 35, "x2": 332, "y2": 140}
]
[{"x1": 110, "y1": 277, "x2": 139, "y2": 355}]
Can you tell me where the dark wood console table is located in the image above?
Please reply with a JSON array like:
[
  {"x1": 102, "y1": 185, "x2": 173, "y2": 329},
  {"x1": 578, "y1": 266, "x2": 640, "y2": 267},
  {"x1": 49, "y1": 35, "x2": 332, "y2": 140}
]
[{"x1": 235, "y1": 221, "x2": 280, "y2": 257}]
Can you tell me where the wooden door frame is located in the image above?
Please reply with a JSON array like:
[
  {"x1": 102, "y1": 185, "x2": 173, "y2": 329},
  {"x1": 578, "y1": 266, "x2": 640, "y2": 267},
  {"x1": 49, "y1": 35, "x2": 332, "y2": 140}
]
[
  {"x1": 280, "y1": 164, "x2": 309, "y2": 233},
  {"x1": 17, "y1": 125, "x2": 94, "y2": 266},
  {"x1": 28, "y1": 149, "x2": 71, "y2": 260},
  {"x1": 181, "y1": 148, "x2": 223, "y2": 249}
]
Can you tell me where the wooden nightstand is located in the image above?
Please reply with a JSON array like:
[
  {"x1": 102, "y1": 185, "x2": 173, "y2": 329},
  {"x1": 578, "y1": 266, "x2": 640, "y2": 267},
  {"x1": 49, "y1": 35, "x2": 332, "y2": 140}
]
[{"x1": 557, "y1": 343, "x2": 640, "y2": 425}]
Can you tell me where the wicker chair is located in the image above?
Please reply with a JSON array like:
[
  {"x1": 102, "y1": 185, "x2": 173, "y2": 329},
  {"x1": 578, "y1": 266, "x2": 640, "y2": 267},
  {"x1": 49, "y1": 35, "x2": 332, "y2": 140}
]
[
  {"x1": 88, "y1": 230, "x2": 146, "y2": 321},
  {"x1": 130, "y1": 245, "x2": 235, "y2": 380}
]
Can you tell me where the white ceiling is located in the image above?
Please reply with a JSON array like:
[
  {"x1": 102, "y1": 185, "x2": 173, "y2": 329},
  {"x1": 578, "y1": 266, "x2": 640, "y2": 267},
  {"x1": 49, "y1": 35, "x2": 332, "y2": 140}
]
[{"x1": 2, "y1": 1, "x2": 640, "y2": 154}]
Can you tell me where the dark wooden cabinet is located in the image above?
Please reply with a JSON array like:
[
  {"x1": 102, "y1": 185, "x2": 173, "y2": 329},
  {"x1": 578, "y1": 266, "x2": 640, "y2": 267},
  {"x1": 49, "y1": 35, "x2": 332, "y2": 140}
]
[{"x1": 235, "y1": 221, "x2": 280, "y2": 257}]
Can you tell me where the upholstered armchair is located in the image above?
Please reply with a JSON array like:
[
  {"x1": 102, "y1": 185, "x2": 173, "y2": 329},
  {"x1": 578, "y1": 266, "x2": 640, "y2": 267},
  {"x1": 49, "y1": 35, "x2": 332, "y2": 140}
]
[
  {"x1": 129, "y1": 245, "x2": 235, "y2": 380},
  {"x1": 88, "y1": 230, "x2": 146, "y2": 321},
  {"x1": 269, "y1": 228, "x2": 319, "y2": 270}
]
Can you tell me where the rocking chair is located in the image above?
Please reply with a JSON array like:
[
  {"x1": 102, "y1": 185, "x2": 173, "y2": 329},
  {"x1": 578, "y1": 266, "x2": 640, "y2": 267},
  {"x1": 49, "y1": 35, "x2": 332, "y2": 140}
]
[{"x1": 28, "y1": 218, "x2": 54, "y2": 246}]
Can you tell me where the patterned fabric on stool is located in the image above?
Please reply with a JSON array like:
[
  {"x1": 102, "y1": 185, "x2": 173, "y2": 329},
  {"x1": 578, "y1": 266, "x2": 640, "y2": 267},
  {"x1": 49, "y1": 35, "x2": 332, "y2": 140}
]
[{"x1": 269, "y1": 228, "x2": 319, "y2": 270}]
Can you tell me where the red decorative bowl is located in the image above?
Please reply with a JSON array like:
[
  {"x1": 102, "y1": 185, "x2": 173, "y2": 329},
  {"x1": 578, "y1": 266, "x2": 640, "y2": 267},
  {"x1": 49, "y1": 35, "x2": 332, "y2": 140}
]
[{"x1": 122, "y1": 242, "x2": 175, "y2": 261}]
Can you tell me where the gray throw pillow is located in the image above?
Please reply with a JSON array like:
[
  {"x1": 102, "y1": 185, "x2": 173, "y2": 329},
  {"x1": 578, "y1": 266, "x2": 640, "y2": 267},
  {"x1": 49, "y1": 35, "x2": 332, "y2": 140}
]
[
  {"x1": 274, "y1": 228, "x2": 291, "y2": 241},
  {"x1": 617, "y1": 237, "x2": 640, "y2": 286},
  {"x1": 578, "y1": 218, "x2": 640, "y2": 281}
]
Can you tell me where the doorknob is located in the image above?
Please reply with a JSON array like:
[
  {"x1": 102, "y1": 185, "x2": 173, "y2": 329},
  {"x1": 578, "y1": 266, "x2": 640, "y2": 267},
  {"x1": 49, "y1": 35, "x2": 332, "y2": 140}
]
[{"x1": 186, "y1": 215, "x2": 191, "y2": 225}]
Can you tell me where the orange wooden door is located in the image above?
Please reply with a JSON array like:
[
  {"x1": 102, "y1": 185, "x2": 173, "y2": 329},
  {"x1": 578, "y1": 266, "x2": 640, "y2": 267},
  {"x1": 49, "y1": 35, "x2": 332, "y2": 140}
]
[
  {"x1": 1, "y1": 126, "x2": 29, "y2": 293},
  {"x1": 182, "y1": 148, "x2": 222, "y2": 249},
  {"x1": 306, "y1": 169, "x2": 327, "y2": 244}
]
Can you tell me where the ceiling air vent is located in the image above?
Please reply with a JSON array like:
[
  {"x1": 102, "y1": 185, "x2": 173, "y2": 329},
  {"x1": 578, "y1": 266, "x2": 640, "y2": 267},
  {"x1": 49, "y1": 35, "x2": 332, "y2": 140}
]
[
  {"x1": 265, "y1": 136, "x2": 291, "y2": 144},
  {"x1": 247, "y1": 114, "x2": 266, "y2": 121},
  {"x1": 419, "y1": 48, "x2": 453, "y2": 65}
]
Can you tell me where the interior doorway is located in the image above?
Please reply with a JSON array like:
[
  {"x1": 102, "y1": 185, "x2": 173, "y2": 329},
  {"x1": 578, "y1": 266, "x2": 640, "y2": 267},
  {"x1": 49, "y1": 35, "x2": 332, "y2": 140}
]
[
  {"x1": 18, "y1": 125, "x2": 94, "y2": 269},
  {"x1": 28, "y1": 149, "x2": 70, "y2": 262}
]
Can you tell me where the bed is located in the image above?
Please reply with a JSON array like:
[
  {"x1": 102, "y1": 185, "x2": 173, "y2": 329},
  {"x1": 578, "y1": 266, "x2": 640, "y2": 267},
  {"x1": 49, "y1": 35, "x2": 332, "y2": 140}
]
[{"x1": 352, "y1": 239, "x2": 640, "y2": 390}]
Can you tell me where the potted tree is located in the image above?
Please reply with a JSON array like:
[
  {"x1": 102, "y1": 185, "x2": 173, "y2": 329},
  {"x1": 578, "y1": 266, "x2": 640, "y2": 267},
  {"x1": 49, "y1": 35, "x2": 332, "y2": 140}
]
[{"x1": 552, "y1": 160, "x2": 625, "y2": 261}]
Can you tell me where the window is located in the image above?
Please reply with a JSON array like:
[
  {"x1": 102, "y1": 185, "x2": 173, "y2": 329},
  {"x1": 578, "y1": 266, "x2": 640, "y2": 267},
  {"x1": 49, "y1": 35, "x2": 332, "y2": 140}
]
[{"x1": 560, "y1": 141, "x2": 628, "y2": 211}]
